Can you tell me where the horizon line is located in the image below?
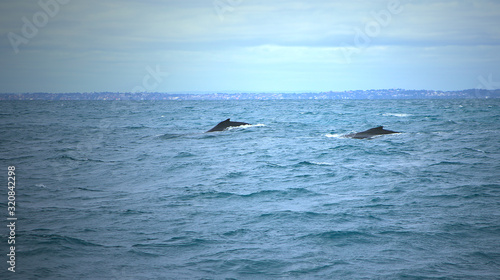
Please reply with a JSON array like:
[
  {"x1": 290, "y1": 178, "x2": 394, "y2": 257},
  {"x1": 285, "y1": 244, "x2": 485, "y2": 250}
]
[{"x1": 1, "y1": 88, "x2": 498, "y2": 95}]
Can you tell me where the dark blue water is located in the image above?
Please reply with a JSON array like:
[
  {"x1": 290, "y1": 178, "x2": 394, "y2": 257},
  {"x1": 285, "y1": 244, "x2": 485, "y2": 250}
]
[{"x1": 1, "y1": 99, "x2": 500, "y2": 279}]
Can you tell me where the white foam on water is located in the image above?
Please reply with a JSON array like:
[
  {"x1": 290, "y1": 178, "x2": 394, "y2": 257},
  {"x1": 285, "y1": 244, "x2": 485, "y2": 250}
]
[{"x1": 382, "y1": 113, "x2": 412, "y2": 117}]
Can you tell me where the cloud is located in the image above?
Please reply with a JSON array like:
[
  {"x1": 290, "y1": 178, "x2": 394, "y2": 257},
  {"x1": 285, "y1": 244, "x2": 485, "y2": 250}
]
[
  {"x1": 381, "y1": 0, "x2": 500, "y2": 46},
  {"x1": 0, "y1": 0, "x2": 499, "y2": 92},
  {"x1": 3, "y1": 0, "x2": 498, "y2": 51}
]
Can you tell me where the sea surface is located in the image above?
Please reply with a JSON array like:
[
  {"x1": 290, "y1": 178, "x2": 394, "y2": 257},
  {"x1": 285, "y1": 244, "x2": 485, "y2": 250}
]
[{"x1": 1, "y1": 99, "x2": 500, "y2": 279}]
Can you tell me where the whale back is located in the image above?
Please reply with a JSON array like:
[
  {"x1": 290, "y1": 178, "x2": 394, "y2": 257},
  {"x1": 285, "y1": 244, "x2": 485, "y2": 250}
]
[
  {"x1": 346, "y1": 126, "x2": 399, "y2": 139},
  {"x1": 364, "y1": 126, "x2": 394, "y2": 134},
  {"x1": 206, "y1": 118, "x2": 250, "y2": 132}
]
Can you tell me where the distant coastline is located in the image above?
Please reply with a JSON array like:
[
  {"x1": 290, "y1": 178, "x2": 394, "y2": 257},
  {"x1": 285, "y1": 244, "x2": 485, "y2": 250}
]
[{"x1": 1, "y1": 89, "x2": 499, "y2": 100}]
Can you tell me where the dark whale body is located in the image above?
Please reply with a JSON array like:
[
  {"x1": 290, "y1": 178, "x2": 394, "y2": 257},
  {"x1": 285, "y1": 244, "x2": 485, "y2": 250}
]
[
  {"x1": 345, "y1": 126, "x2": 399, "y2": 139},
  {"x1": 206, "y1": 119, "x2": 250, "y2": 132}
]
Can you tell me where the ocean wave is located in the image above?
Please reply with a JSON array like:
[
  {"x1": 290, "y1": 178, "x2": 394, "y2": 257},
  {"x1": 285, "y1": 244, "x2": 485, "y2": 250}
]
[
  {"x1": 325, "y1": 133, "x2": 344, "y2": 139},
  {"x1": 1, "y1": 155, "x2": 36, "y2": 161},
  {"x1": 258, "y1": 210, "x2": 331, "y2": 221},
  {"x1": 4, "y1": 99, "x2": 500, "y2": 279},
  {"x1": 158, "y1": 133, "x2": 185, "y2": 139},
  {"x1": 22, "y1": 234, "x2": 104, "y2": 253},
  {"x1": 120, "y1": 209, "x2": 153, "y2": 215},
  {"x1": 382, "y1": 113, "x2": 412, "y2": 117},
  {"x1": 76, "y1": 186, "x2": 104, "y2": 192},
  {"x1": 226, "y1": 123, "x2": 266, "y2": 130},
  {"x1": 296, "y1": 161, "x2": 334, "y2": 166},
  {"x1": 301, "y1": 230, "x2": 376, "y2": 243},
  {"x1": 177, "y1": 191, "x2": 238, "y2": 200},
  {"x1": 178, "y1": 188, "x2": 322, "y2": 201},
  {"x1": 243, "y1": 188, "x2": 322, "y2": 198},
  {"x1": 222, "y1": 228, "x2": 251, "y2": 237},
  {"x1": 123, "y1": 125, "x2": 149, "y2": 130},
  {"x1": 132, "y1": 237, "x2": 212, "y2": 249},
  {"x1": 258, "y1": 161, "x2": 288, "y2": 169},
  {"x1": 429, "y1": 161, "x2": 465, "y2": 166},
  {"x1": 50, "y1": 154, "x2": 107, "y2": 163},
  {"x1": 174, "y1": 151, "x2": 196, "y2": 158}
]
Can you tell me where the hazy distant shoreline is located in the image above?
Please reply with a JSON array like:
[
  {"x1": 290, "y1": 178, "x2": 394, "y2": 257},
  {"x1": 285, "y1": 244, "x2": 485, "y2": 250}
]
[{"x1": 1, "y1": 89, "x2": 499, "y2": 100}]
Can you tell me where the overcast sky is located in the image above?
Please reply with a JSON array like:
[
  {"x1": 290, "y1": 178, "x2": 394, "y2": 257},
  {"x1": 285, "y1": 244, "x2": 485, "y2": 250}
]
[{"x1": 1, "y1": 0, "x2": 499, "y2": 93}]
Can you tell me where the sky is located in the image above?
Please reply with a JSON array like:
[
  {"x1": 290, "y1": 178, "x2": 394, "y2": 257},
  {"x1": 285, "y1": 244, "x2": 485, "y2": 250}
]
[{"x1": 0, "y1": 0, "x2": 499, "y2": 93}]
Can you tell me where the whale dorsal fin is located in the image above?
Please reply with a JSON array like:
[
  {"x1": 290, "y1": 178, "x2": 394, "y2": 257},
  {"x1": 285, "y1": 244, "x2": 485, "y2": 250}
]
[{"x1": 366, "y1": 126, "x2": 383, "y2": 131}]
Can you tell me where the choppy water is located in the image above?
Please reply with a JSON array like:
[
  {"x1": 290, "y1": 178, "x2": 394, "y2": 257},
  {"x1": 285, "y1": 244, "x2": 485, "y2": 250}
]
[{"x1": 1, "y1": 99, "x2": 500, "y2": 279}]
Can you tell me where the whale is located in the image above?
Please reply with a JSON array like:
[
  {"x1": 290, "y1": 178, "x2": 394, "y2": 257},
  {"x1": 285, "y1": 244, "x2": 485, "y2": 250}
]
[
  {"x1": 345, "y1": 126, "x2": 399, "y2": 139},
  {"x1": 206, "y1": 118, "x2": 250, "y2": 132}
]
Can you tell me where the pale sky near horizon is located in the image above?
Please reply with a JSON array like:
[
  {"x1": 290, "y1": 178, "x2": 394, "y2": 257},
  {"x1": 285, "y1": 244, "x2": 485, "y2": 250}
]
[{"x1": 0, "y1": 0, "x2": 499, "y2": 93}]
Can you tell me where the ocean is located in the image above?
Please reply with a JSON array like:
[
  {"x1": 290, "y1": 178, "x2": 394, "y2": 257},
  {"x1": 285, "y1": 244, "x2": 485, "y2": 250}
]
[{"x1": 1, "y1": 99, "x2": 500, "y2": 279}]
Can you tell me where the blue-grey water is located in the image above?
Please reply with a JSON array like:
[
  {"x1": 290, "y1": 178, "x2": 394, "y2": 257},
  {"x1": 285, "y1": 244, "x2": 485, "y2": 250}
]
[{"x1": 1, "y1": 99, "x2": 500, "y2": 279}]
